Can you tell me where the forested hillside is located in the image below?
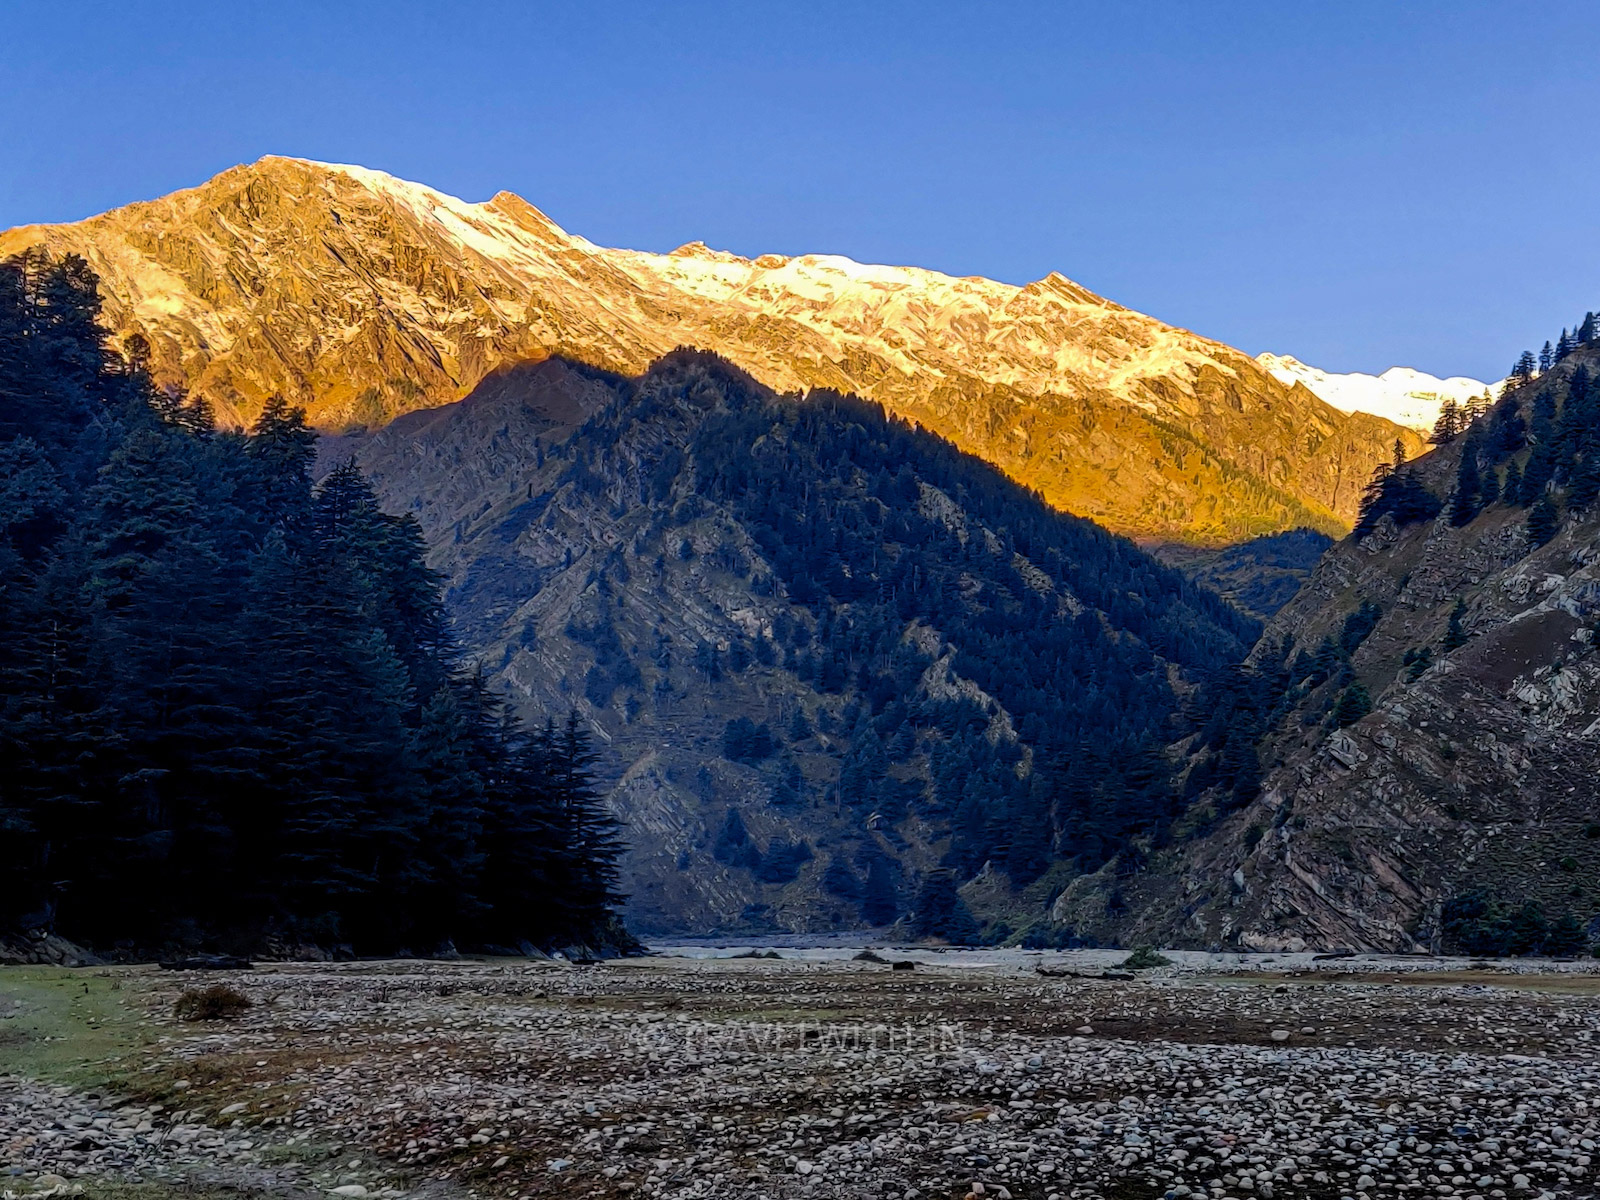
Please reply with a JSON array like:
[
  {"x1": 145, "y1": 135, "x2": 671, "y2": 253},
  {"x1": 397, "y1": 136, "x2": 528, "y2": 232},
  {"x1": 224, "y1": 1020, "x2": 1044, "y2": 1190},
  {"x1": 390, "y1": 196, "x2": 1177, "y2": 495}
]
[
  {"x1": 1153, "y1": 528, "x2": 1335, "y2": 620},
  {"x1": 345, "y1": 349, "x2": 1260, "y2": 936},
  {"x1": 1049, "y1": 320, "x2": 1600, "y2": 953},
  {"x1": 0, "y1": 252, "x2": 626, "y2": 958}
]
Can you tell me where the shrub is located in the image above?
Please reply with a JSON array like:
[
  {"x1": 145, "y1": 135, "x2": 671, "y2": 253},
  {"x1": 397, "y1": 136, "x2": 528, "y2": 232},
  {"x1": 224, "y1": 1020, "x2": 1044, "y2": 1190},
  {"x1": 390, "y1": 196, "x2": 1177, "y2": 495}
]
[
  {"x1": 173, "y1": 985, "x2": 252, "y2": 1022},
  {"x1": 980, "y1": 920, "x2": 1014, "y2": 946},
  {"x1": 1440, "y1": 889, "x2": 1591, "y2": 957},
  {"x1": 1020, "y1": 924, "x2": 1076, "y2": 950},
  {"x1": 1120, "y1": 946, "x2": 1173, "y2": 970},
  {"x1": 1546, "y1": 911, "x2": 1589, "y2": 957}
]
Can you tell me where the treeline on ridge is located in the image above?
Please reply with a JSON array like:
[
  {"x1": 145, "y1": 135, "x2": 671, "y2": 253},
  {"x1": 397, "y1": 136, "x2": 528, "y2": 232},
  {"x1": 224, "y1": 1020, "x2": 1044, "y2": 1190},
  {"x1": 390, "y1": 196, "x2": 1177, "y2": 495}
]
[{"x1": 0, "y1": 252, "x2": 625, "y2": 956}]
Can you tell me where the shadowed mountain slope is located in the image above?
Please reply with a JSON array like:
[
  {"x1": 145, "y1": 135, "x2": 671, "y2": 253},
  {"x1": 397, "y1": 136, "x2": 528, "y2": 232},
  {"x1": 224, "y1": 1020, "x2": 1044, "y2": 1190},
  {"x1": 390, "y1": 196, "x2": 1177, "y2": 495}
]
[{"x1": 335, "y1": 350, "x2": 1258, "y2": 935}]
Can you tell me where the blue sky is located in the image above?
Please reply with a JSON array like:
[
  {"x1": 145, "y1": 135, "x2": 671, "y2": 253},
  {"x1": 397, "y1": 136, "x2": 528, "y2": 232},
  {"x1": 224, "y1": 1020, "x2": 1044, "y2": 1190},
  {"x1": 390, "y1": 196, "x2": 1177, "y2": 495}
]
[{"x1": 3, "y1": 1, "x2": 1596, "y2": 381}]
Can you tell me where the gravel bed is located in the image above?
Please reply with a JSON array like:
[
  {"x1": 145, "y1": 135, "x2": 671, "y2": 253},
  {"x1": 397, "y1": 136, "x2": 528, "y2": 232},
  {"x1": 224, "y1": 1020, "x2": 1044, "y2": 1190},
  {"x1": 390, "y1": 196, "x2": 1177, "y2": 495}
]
[{"x1": 4, "y1": 955, "x2": 1599, "y2": 1200}]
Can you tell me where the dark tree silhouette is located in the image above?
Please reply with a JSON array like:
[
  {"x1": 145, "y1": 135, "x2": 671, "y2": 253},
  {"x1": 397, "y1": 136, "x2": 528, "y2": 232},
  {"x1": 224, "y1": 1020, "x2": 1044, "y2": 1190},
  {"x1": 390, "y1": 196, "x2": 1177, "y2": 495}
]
[{"x1": 0, "y1": 252, "x2": 626, "y2": 955}]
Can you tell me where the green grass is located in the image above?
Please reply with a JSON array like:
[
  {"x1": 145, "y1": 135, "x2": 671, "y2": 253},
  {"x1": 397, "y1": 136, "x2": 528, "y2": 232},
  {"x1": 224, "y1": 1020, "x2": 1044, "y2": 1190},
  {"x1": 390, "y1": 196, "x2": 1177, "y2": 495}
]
[
  {"x1": 73, "y1": 1183, "x2": 293, "y2": 1200},
  {"x1": 0, "y1": 966, "x2": 155, "y2": 1087}
]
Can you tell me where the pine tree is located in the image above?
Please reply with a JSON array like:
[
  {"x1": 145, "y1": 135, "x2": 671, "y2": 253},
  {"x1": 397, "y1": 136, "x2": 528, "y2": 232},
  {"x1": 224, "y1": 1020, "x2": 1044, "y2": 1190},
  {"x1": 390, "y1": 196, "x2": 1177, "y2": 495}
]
[
  {"x1": 1441, "y1": 599, "x2": 1470, "y2": 651},
  {"x1": 861, "y1": 854, "x2": 898, "y2": 925},
  {"x1": 477, "y1": 707, "x2": 565, "y2": 950},
  {"x1": 1478, "y1": 465, "x2": 1500, "y2": 506},
  {"x1": 1487, "y1": 400, "x2": 1527, "y2": 459},
  {"x1": 0, "y1": 252, "x2": 630, "y2": 956},
  {"x1": 821, "y1": 855, "x2": 862, "y2": 901},
  {"x1": 245, "y1": 396, "x2": 317, "y2": 531},
  {"x1": 543, "y1": 711, "x2": 625, "y2": 937},
  {"x1": 1540, "y1": 342, "x2": 1555, "y2": 374},
  {"x1": 1332, "y1": 683, "x2": 1372, "y2": 726},
  {"x1": 1520, "y1": 441, "x2": 1557, "y2": 505},
  {"x1": 1568, "y1": 365, "x2": 1596, "y2": 455},
  {"x1": 1354, "y1": 458, "x2": 1394, "y2": 534},
  {"x1": 1003, "y1": 778, "x2": 1054, "y2": 887},
  {"x1": 909, "y1": 870, "x2": 979, "y2": 943},
  {"x1": 1526, "y1": 495, "x2": 1559, "y2": 548},
  {"x1": 712, "y1": 806, "x2": 761, "y2": 870},
  {"x1": 410, "y1": 680, "x2": 491, "y2": 941},
  {"x1": 1503, "y1": 458, "x2": 1523, "y2": 505},
  {"x1": 1430, "y1": 398, "x2": 1462, "y2": 445},
  {"x1": 1570, "y1": 456, "x2": 1600, "y2": 511},
  {"x1": 1449, "y1": 436, "x2": 1482, "y2": 526},
  {"x1": 787, "y1": 705, "x2": 812, "y2": 742},
  {"x1": 1404, "y1": 645, "x2": 1433, "y2": 681}
]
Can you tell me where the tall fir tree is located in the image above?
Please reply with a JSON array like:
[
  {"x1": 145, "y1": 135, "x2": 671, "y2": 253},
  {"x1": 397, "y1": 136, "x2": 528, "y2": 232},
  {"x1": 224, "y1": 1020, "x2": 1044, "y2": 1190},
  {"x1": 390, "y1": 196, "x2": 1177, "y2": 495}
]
[
  {"x1": 1449, "y1": 435, "x2": 1482, "y2": 526},
  {"x1": 1526, "y1": 495, "x2": 1559, "y2": 548}
]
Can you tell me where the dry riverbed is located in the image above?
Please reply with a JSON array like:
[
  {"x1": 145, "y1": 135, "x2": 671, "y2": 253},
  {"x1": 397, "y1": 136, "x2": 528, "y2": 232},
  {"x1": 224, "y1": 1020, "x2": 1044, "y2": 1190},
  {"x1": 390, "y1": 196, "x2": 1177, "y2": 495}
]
[{"x1": 3, "y1": 951, "x2": 1599, "y2": 1200}]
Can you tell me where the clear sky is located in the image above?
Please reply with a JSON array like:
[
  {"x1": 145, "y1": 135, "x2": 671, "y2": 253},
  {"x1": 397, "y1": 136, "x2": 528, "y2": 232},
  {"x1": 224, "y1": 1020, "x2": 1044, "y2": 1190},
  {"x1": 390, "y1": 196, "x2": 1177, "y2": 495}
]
[{"x1": 3, "y1": 0, "x2": 1596, "y2": 382}]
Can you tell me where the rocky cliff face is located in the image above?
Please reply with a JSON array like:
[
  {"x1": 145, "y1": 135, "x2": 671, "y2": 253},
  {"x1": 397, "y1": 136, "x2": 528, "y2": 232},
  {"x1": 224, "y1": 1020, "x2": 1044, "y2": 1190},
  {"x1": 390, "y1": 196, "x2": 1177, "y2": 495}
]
[
  {"x1": 1061, "y1": 355, "x2": 1600, "y2": 951},
  {"x1": 3, "y1": 156, "x2": 1420, "y2": 543},
  {"x1": 332, "y1": 351, "x2": 1255, "y2": 936}
]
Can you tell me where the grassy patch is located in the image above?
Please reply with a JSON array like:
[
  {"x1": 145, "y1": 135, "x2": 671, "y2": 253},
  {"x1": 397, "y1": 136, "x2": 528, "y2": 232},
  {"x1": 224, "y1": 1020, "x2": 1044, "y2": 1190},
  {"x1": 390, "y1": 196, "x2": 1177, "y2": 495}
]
[
  {"x1": 0, "y1": 966, "x2": 155, "y2": 1087},
  {"x1": 74, "y1": 1183, "x2": 298, "y2": 1200}
]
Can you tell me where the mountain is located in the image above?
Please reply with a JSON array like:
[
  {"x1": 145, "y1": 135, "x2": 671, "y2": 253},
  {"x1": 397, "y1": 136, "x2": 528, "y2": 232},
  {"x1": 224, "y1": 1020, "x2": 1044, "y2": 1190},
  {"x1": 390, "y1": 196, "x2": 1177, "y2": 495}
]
[
  {"x1": 331, "y1": 349, "x2": 1258, "y2": 936},
  {"x1": 0, "y1": 156, "x2": 1422, "y2": 544},
  {"x1": 1047, "y1": 346, "x2": 1600, "y2": 952},
  {"x1": 1257, "y1": 352, "x2": 1498, "y2": 433}
]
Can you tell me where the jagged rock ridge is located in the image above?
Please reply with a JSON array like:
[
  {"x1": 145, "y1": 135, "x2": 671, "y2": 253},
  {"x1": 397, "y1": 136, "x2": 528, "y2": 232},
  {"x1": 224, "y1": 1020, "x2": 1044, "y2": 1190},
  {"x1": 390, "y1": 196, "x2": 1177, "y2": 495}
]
[{"x1": 2, "y1": 156, "x2": 1421, "y2": 542}]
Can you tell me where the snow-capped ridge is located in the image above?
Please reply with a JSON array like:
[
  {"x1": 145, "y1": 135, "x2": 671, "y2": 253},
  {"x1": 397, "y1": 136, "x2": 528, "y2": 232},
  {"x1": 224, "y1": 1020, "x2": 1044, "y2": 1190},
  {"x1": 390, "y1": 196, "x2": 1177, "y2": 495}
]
[
  {"x1": 1257, "y1": 352, "x2": 1499, "y2": 432},
  {"x1": 0, "y1": 156, "x2": 1425, "y2": 542}
]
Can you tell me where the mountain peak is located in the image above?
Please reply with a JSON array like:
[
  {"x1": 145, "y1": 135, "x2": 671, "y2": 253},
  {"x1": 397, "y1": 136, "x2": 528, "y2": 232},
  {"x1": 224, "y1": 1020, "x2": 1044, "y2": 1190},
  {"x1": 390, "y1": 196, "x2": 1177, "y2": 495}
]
[
  {"x1": 668, "y1": 240, "x2": 750, "y2": 265},
  {"x1": 0, "y1": 158, "x2": 1422, "y2": 541},
  {"x1": 1021, "y1": 270, "x2": 1114, "y2": 308},
  {"x1": 484, "y1": 190, "x2": 569, "y2": 241}
]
